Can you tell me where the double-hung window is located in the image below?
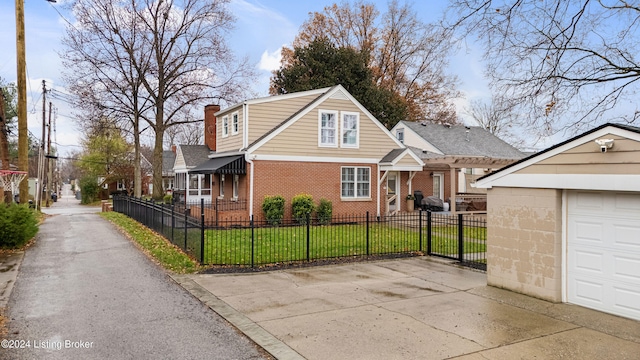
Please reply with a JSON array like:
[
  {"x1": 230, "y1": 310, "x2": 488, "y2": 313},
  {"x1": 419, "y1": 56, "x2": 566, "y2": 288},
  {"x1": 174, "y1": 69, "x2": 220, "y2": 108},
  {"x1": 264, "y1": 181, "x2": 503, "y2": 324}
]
[
  {"x1": 318, "y1": 110, "x2": 338, "y2": 147},
  {"x1": 341, "y1": 167, "x2": 370, "y2": 199},
  {"x1": 341, "y1": 112, "x2": 359, "y2": 148},
  {"x1": 232, "y1": 112, "x2": 239, "y2": 135},
  {"x1": 222, "y1": 116, "x2": 229, "y2": 137}
]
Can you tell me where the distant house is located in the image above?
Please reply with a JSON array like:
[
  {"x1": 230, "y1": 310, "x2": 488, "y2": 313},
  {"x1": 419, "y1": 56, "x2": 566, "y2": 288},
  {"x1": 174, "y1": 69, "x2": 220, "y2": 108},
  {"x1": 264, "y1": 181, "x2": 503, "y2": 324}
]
[
  {"x1": 172, "y1": 144, "x2": 212, "y2": 204},
  {"x1": 102, "y1": 153, "x2": 152, "y2": 197},
  {"x1": 178, "y1": 85, "x2": 425, "y2": 220},
  {"x1": 390, "y1": 121, "x2": 525, "y2": 212},
  {"x1": 162, "y1": 148, "x2": 177, "y2": 193}
]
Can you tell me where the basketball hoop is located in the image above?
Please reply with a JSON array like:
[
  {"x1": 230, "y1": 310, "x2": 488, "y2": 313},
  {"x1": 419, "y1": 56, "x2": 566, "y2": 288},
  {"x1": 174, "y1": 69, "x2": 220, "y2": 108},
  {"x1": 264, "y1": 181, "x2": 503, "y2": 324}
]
[{"x1": 0, "y1": 170, "x2": 28, "y2": 195}]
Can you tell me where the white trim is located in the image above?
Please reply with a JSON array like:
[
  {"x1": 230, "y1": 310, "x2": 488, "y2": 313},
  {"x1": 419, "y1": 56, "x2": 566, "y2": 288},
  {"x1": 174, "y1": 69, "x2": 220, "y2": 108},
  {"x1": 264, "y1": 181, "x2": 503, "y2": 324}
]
[
  {"x1": 561, "y1": 189, "x2": 568, "y2": 303},
  {"x1": 221, "y1": 115, "x2": 229, "y2": 138},
  {"x1": 246, "y1": 156, "x2": 254, "y2": 217},
  {"x1": 248, "y1": 85, "x2": 405, "y2": 153},
  {"x1": 340, "y1": 111, "x2": 359, "y2": 148},
  {"x1": 476, "y1": 125, "x2": 640, "y2": 188},
  {"x1": 477, "y1": 173, "x2": 640, "y2": 192},
  {"x1": 340, "y1": 166, "x2": 371, "y2": 199},
  {"x1": 379, "y1": 165, "x2": 424, "y2": 171},
  {"x1": 216, "y1": 87, "x2": 332, "y2": 116},
  {"x1": 391, "y1": 121, "x2": 443, "y2": 154},
  {"x1": 318, "y1": 109, "x2": 339, "y2": 147},
  {"x1": 243, "y1": 103, "x2": 249, "y2": 149},
  {"x1": 250, "y1": 154, "x2": 381, "y2": 164},
  {"x1": 231, "y1": 111, "x2": 239, "y2": 135}
]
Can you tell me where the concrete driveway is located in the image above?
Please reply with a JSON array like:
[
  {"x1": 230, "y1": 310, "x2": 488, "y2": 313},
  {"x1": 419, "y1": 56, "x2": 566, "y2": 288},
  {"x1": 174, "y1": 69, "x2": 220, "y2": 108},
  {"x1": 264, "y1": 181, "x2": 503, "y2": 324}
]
[{"x1": 173, "y1": 258, "x2": 640, "y2": 360}]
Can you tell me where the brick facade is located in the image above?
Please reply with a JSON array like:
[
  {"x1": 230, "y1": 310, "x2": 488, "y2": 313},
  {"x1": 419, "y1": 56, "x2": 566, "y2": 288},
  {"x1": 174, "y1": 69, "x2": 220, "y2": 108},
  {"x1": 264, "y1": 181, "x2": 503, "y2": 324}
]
[{"x1": 251, "y1": 160, "x2": 384, "y2": 221}]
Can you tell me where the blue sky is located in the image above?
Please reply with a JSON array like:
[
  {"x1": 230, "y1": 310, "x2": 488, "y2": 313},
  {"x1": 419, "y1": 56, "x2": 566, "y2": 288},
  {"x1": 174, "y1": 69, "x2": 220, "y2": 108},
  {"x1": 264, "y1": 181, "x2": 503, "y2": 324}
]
[{"x1": 0, "y1": 0, "x2": 488, "y2": 156}]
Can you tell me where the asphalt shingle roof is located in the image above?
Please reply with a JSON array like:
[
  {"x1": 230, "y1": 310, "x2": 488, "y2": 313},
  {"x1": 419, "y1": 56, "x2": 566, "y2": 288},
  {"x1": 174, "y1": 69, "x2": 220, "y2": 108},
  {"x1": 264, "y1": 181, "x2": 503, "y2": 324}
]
[
  {"x1": 179, "y1": 145, "x2": 211, "y2": 167},
  {"x1": 162, "y1": 150, "x2": 176, "y2": 175},
  {"x1": 400, "y1": 121, "x2": 525, "y2": 159}
]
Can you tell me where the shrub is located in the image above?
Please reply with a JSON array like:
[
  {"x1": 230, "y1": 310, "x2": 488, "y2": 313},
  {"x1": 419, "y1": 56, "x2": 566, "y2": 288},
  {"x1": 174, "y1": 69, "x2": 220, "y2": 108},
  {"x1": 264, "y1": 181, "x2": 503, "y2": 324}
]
[
  {"x1": 317, "y1": 198, "x2": 333, "y2": 225},
  {"x1": 262, "y1": 195, "x2": 285, "y2": 225},
  {"x1": 79, "y1": 176, "x2": 100, "y2": 204},
  {"x1": 292, "y1": 193, "x2": 315, "y2": 224},
  {"x1": 163, "y1": 194, "x2": 173, "y2": 204},
  {"x1": 0, "y1": 203, "x2": 38, "y2": 248}
]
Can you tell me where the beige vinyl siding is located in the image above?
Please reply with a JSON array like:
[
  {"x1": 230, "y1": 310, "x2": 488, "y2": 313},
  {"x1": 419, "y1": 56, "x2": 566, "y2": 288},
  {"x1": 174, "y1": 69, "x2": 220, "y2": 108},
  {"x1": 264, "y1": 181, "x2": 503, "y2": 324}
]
[
  {"x1": 395, "y1": 153, "x2": 421, "y2": 167},
  {"x1": 514, "y1": 135, "x2": 640, "y2": 175},
  {"x1": 216, "y1": 108, "x2": 244, "y2": 152},
  {"x1": 253, "y1": 98, "x2": 399, "y2": 159},
  {"x1": 174, "y1": 150, "x2": 187, "y2": 169},
  {"x1": 247, "y1": 94, "x2": 322, "y2": 145}
]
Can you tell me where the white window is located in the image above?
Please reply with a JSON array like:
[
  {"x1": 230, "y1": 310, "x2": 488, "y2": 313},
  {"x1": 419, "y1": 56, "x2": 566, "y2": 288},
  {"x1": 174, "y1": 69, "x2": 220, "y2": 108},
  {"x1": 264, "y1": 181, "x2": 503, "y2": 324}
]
[
  {"x1": 222, "y1": 116, "x2": 229, "y2": 137},
  {"x1": 341, "y1": 112, "x2": 359, "y2": 148},
  {"x1": 219, "y1": 174, "x2": 225, "y2": 197},
  {"x1": 396, "y1": 129, "x2": 404, "y2": 144},
  {"x1": 341, "y1": 167, "x2": 370, "y2": 199},
  {"x1": 318, "y1": 110, "x2": 338, "y2": 147},
  {"x1": 117, "y1": 179, "x2": 126, "y2": 191},
  {"x1": 233, "y1": 174, "x2": 239, "y2": 199},
  {"x1": 188, "y1": 174, "x2": 199, "y2": 195},
  {"x1": 232, "y1": 112, "x2": 239, "y2": 135}
]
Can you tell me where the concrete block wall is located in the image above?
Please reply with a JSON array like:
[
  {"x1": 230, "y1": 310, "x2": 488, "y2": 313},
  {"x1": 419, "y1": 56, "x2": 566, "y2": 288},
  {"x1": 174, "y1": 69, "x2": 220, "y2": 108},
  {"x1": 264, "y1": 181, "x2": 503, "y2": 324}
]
[{"x1": 486, "y1": 187, "x2": 563, "y2": 302}]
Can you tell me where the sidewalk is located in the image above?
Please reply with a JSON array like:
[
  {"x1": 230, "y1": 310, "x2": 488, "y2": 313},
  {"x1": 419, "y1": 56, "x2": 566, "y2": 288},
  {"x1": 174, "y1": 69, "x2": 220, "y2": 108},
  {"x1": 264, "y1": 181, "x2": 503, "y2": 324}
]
[{"x1": 173, "y1": 257, "x2": 640, "y2": 360}]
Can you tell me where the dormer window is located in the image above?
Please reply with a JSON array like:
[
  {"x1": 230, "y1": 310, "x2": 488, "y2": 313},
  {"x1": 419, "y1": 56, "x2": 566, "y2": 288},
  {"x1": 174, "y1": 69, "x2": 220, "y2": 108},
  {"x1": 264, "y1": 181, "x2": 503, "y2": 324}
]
[
  {"x1": 222, "y1": 116, "x2": 229, "y2": 137},
  {"x1": 341, "y1": 112, "x2": 359, "y2": 148},
  {"x1": 318, "y1": 110, "x2": 338, "y2": 147}
]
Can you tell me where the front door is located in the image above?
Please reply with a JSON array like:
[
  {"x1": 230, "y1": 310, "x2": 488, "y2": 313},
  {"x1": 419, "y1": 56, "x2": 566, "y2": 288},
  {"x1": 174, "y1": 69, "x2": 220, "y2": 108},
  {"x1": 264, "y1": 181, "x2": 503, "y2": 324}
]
[
  {"x1": 387, "y1": 172, "x2": 399, "y2": 214},
  {"x1": 432, "y1": 173, "x2": 444, "y2": 200}
]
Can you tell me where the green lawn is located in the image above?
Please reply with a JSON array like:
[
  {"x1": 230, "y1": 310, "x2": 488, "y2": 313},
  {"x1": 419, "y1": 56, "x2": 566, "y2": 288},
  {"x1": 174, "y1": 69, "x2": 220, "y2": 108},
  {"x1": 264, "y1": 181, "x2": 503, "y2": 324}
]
[{"x1": 202, "y1": 223, "x2": 486, "y2": 265}]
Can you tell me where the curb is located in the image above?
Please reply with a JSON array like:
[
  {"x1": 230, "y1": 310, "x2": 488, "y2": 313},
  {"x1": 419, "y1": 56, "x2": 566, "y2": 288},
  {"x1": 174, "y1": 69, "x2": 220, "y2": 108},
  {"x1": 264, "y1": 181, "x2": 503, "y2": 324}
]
[
  {"x1": 0, "y1": 251, "x2": 25, "y2": 309},
  {"x1": 170, "y1": 274, "x2": 306, "y2": 360}
]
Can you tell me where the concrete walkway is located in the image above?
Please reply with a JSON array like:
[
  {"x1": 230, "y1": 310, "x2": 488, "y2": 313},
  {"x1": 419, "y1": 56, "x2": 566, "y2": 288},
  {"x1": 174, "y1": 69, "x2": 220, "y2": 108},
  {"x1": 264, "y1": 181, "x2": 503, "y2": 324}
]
[{"x1": 173, "y1": 258, "x2": 640, "y2": 360}]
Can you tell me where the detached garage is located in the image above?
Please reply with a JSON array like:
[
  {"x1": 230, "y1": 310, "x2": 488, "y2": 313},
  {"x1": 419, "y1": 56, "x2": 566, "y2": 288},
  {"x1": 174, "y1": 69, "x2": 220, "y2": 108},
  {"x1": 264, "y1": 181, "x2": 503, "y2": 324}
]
[{"x1": 474, "y1": 123, "x2": 640, "y2": 321}]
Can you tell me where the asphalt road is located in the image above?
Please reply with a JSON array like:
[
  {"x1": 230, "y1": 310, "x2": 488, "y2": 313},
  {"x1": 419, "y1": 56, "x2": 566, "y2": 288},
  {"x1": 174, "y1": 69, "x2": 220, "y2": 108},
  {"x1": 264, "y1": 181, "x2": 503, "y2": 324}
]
[{"x1": 2, "y1": 188, "x2": 268, "y2": 360}]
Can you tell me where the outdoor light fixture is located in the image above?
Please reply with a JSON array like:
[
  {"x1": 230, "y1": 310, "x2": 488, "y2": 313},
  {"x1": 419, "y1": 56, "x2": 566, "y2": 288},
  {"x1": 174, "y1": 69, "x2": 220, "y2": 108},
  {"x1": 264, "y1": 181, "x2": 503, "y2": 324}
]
[{"x1": 595, "y1": 138, "x2": 614, "y2": 153}]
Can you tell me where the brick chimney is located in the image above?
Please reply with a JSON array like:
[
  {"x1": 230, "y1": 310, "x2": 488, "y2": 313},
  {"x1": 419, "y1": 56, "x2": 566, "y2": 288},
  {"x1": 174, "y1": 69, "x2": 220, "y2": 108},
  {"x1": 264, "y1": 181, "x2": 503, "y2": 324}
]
[{"x1": 204, "y1": 104, "x2": 220, "y2": 151}]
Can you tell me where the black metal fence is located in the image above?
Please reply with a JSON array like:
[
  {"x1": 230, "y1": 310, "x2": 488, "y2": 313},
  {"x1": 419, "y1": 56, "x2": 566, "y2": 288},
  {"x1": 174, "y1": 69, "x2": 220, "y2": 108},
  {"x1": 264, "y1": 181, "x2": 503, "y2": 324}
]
[{"x1": 112, "y1": 195, "x2": 486, "y2": 271}]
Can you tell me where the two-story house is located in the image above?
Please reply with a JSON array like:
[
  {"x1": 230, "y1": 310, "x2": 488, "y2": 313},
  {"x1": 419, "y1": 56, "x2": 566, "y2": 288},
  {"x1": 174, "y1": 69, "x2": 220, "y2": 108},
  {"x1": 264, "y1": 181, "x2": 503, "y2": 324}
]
[{"x1": 184, "y1": 85, "x2": 424, "y2": 221}]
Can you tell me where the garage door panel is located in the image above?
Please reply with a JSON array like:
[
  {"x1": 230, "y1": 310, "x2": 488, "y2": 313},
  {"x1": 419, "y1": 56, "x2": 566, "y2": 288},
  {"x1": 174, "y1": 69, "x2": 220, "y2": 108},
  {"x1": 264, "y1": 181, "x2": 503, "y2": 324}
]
[
  {"x1": 567, "y1": 191, "x2": 640, "y2": 321},
  {"x1": 571, "y1": 249, "x2": 603, "y2": 273},
  {"x1": 613, "y1": 255, "x2": 640, "y2": 281},
  {"x1": 613, "y1": 287, "x2": 640, "y2": 317}
]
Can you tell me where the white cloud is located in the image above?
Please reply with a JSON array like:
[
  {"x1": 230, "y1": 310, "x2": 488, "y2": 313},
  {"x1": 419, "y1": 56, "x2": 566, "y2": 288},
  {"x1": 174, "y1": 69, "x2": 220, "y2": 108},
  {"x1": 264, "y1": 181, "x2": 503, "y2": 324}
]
[{"x1": 258, "y1": 48, "x2": 282, "y2": 72}]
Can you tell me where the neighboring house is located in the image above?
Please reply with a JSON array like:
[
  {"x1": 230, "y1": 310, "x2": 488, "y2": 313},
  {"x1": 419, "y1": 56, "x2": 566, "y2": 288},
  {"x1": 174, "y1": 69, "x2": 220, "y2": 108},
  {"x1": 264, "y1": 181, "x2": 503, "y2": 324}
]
[
  {"x1": 183, "y1": 85, "x2": 425, "y2": 220},
  {"x1": 390, "y1": 121, "x2": 525, "y2": 212},
  {"x1": 163, "y1": 147, "x2": 177, "y2": 193},
  {"x1": 474, "y1": 123, "x2": 640, "y2": 321},
  {"x1": 172, "y1": 144, "x2": 213, "y2": 204},
  {"x1": 102, "y1": 153, "x2": 153, "y2": 197}
]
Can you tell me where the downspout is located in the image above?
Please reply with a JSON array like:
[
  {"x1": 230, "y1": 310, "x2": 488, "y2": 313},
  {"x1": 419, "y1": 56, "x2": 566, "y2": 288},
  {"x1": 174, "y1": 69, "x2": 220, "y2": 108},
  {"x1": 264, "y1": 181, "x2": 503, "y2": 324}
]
[{"x1": 246, "y1": 154, "x2": 254, "y2": 218}]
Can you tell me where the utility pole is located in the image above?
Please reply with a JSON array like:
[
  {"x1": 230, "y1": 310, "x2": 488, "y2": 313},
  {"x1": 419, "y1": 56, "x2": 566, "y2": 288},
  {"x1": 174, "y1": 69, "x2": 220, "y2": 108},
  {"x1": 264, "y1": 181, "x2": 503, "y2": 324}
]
[
  {"x1": 46, "y1": 101, "x2": 53, "y2": 206},
  {"x1": 36, "y1": 80, "x2": 46, "y2": 210},
  {"x1": 0, "y1": 90, "x2": 8, "y2": 203},
  {"x1": 15, "y1": 0, "x2": 29, "y2": 204}
]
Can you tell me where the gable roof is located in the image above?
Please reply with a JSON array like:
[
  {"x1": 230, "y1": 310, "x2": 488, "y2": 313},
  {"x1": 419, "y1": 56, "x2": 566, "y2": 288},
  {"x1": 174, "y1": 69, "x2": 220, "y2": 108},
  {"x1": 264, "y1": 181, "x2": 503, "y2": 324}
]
[
  {"x1": 399, "y1": 121, "x2": 524, "y2": 159},
  {"x1": 246, "y1": 85, "x2": 404, "y2": 152},
  {"x1": 162, "y1": 150, "x2": 176, "y2": 175},
  {"x1": 474, "y1": 122, "x2": 640, "y2": 189},
  {"x1": 178, "y1": 145, "x2": 211, "y2": 167}
]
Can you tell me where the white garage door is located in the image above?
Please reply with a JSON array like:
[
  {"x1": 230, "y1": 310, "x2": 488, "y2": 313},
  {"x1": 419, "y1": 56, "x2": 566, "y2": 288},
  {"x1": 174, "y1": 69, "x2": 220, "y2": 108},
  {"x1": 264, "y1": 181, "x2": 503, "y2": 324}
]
[{"x1": 567, "y1": 191, "x2": 640, "y2": 320}]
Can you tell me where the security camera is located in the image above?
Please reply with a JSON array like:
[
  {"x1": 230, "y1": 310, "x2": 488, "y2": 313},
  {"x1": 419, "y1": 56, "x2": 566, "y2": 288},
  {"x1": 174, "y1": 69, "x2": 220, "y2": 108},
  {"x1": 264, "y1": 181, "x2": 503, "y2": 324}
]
[{"x1": 595, "y1": 139, "x2": 614, "y2": 153}]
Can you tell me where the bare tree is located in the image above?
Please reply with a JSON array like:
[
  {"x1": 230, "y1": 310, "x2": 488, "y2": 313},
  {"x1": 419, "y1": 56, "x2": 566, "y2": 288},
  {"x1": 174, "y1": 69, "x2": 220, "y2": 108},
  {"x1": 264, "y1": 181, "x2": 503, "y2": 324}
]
[
  {"x1": 63, "y1": 0, "x2": 256, "y2": 199},
  {"x1": 464, "y1": 95, "x2": 525, "y2": 149},
  {"x1": 446, "y1": 0, "x2": 640, "y2": 135},
  {"x1": 280, "y1": 0, "x2": 459, "y2": 123},
  {"x1": 165, "y1": 121, "x2": 203, "y2": 147}
]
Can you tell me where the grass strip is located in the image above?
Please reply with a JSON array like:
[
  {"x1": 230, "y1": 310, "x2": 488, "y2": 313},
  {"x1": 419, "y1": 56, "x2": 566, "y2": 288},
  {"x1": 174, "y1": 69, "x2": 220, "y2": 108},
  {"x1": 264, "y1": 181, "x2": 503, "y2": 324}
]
[{"x1": 100, "y1": 212, "x2": 200, "y2": 274}]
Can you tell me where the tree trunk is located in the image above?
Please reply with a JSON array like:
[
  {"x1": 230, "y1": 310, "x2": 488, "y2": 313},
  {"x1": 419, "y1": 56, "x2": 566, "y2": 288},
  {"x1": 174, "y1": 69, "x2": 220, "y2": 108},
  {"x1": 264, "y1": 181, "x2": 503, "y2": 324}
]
[{"x1": 133, "y1": 115, "x2": 142, "y2": 198}]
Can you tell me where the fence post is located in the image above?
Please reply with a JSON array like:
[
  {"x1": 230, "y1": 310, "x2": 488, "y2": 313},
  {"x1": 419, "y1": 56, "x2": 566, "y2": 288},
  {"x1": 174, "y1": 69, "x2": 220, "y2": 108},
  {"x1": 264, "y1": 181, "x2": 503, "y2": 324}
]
[
  {"x1": 171, "y1": 197, "x2": 175, "y2": 244},
  {"x1": 184, "y1": 205, "x2": 188, "y2": 252},
  {"x1": 458, "y1": 213, "x2": 464, "y2": 263},
  {"x1": 250, "y1": 215, "x2": 255, "y2": 268},
  {"x1": 215, "y1": 197, "x2": 219, "y2": 228},
  {"x1": 306, "y1": 212, "x2": 311, "y2": 262},
  {"x1": 366, "y1": 211, "x2": 370, "y2": 256},
  {"x1": 419, "y1": 209, "x2": 423, "y2": 252},
  {"x1": 200, "y1": 198, "x2": 205, "y2": 264},
  {"x1": 427, "y1": 210, "x2": 432, "y2": 255}
]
